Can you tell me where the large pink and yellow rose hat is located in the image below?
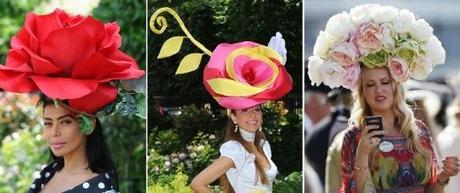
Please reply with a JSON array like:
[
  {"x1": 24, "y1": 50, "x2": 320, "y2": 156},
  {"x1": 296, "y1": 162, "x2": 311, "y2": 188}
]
[
  {"x1": 151, "y1": 8, "x2": 292, "y2": 110},
  {"x1": 307, "y1": 4, "x2": 445, "y2": 90}
]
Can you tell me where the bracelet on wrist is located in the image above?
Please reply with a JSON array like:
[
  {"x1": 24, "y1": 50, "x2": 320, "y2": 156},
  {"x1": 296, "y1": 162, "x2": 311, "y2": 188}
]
[{"x1": 353, "y1": 164, "x2": 369, "y2": 171}]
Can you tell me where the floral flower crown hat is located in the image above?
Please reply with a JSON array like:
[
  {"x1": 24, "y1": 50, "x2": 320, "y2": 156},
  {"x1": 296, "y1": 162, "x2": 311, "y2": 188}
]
[
  {"x1": 151, "y1": 7, "x2": 293, "y2": 110},
  {"x1": 307, "y1": 4, "x2": 445, "y2": 90},
  {"x1": 0, "y1": 9, "x2": 145, "y2": 134}
]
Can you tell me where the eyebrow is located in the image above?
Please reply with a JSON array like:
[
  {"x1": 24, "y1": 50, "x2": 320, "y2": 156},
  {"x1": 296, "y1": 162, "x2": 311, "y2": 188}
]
[
  {"x1": 365, "y1": 77, "x2": 390, "y2": 82},
  {"x1": 43, "y1": 114, "x2": 75, "y2": 121}
]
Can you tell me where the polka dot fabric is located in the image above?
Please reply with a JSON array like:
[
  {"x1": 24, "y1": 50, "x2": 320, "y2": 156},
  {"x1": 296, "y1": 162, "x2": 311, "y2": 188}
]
[{"x1": 28, "y1": 162, "x2": 117, "y2": 193}]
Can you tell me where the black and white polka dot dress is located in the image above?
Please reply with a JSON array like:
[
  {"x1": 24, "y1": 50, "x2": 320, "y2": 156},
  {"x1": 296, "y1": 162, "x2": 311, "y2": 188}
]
[{"x1": 28, "y1": 162, "x2": 117, "y2": 193}]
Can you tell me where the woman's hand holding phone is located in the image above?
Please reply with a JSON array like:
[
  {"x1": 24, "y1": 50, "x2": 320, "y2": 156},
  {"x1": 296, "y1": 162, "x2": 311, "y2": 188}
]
[{"x1": 357, "y1": 116, "x2": 384, "y2": 155}]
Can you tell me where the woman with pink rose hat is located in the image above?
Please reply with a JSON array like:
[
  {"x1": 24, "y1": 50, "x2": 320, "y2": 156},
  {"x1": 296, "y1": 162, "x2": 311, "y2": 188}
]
[
  {"x1": 151, "y1": 7, "x2": 293, "y2": 193},
  {"x1": 0, "y1": 9, "x2": 145, "y2": 192},
  {"x1": 190, "y1": 40, "x2": 292, "y2": 193},
  {"x1": 307, "y1": 4, "x2": 459, "y2": 193}
]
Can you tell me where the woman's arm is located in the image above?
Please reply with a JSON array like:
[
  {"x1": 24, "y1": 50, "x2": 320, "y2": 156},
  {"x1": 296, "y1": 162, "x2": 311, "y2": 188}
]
[
  {"x1": 353, "y1": 147, "x2": 372, "y2": 193},
  {"x1": 190, "y1": 157, "x2": 235, "y2": 193},
  {"x1": 430, "y1": 156, "x2": 459, "y2": 193},
  {"x1": 429, "y1": 171, "x2": 451, "y2": 193},
  {"x1": 354, "y1": 125, "x2": 383, "y2": 193}
]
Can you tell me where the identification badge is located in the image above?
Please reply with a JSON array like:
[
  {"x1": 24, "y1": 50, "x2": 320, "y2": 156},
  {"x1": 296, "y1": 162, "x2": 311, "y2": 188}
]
[{"x1": 379, "y1": 141, "x2": 394, "y2": 152}]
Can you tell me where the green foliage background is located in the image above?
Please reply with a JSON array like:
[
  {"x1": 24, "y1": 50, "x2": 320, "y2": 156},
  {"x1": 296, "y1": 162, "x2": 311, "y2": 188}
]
[
  {"x1": 0, "y1": 1, "x2": 146, "y2": 192},
  {"x1": 0, "y1": 0, "x2": 40, "y2": 62}
]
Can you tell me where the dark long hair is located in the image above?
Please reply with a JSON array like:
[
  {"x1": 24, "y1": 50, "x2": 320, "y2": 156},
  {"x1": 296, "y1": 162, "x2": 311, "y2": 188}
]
[
  {"x1": 220, "y1": 110, "x2": 268, "y2": 193},
  {"x1": 38, "y1": 95, "x2": 119, "y2": 190}
]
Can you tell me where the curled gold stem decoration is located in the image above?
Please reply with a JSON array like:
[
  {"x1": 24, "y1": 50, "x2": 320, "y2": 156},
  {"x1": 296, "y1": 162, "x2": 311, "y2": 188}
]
[{"x1": 150, "y1": 7, "x2": 212, "y2": 56}]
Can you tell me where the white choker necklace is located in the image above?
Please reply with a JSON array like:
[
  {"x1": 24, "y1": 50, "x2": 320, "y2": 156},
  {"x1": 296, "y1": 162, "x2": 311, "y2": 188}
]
[{"x1": 239, "y1": 128, "x2": 255, "y2": 142}]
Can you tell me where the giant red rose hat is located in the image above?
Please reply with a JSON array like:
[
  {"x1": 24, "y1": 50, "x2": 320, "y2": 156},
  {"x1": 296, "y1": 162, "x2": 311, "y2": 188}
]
[
  {"x1": 151, "y1": 8, "x2": 292, "y2": 110},
  {"x1": 0, "y1": 9, "x2": 145, "y2": 114}
]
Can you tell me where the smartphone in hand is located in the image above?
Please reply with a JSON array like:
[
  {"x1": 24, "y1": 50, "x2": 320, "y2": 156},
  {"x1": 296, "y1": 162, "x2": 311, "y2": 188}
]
[{"x1": 365, "y1": 116, "x2": 383, "y2": 138}]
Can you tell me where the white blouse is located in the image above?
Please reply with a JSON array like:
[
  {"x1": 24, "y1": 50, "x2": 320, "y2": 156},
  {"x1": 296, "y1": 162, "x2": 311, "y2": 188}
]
[{"x1": 220, "y1": 140, "x2": 278, "y2": 193}]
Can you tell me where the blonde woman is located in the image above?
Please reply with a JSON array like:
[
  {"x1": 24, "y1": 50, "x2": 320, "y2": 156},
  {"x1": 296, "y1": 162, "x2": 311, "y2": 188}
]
[
  {"x1": 306, "y1": 4, "x2": 460, "y2": 193},
  {"x1": 340, "y1": 67, "x2": 459, "y2": 193}
]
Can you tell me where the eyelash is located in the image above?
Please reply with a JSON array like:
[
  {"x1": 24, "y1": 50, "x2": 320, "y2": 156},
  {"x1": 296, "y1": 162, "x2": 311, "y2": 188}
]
[
  {"x1": 366, "y1": 81, "x2": 390, "y2": 87},
  {"x1": 61, "y1": 120, "x2": 72, "y2": 125}
]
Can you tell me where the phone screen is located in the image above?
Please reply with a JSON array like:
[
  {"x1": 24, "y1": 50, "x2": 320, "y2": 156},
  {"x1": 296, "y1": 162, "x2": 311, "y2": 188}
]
[{"x1": 365, "y1": 115, "x2": 383, "y2": 138}]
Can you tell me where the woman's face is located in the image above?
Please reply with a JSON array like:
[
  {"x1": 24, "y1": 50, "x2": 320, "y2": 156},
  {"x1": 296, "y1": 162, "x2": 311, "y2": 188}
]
[
  {"x1": 231, "y1": 105, "x2": 263, "y2": 133},
  {"x1": 362, "y1": 67, "x2": 395, "y2": 114},
  {"x1": 43, "y1": 104, "x2": 86, "y2": 157}
]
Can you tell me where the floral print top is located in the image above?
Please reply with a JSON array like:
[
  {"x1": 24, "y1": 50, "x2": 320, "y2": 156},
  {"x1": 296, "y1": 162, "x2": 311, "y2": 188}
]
[{"x1": 340, "y1": 120, "x2": 439, "y2": 193}]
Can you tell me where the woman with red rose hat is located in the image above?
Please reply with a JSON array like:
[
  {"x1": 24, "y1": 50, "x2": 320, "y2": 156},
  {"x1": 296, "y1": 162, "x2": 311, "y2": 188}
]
[
  {"x1": 32, "y1": 95, "x2": 119, "y2": 193},
  {"x1": 0, "y1": 9, "x2": 144, "y2": 193},
  {"x1": 307, "y1": 4, "x2": 459, "y2": 193}
]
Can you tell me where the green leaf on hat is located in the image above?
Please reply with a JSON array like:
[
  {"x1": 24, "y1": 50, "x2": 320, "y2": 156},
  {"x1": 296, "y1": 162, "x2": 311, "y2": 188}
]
[
  {"x1": 96, "y1": 100, "x2": 117, "y2": 117},
  {"x1": 116, "y1": 90, "x2": 138, "y2": 117},
  {"x1": 78, "y1": 114, "x2": 95, "y2": 135},
  {"x1": 135, "y1": 92, "x2": 146, "y2": 119}
]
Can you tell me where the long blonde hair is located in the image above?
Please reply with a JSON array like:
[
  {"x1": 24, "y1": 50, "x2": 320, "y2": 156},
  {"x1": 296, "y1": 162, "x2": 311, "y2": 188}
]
[
  {"x1": 220, "y1": 111, "x2": 269, "y2": 193},
  {"x1": 349, "y1": 67, "x2": 432, "y2": 173}
]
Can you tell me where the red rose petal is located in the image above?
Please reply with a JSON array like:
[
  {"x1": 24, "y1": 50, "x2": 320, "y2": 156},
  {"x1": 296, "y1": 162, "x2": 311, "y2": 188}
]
[
  {"x1": 99, "y1": 22, "x2": 121, "y2": 53},
  {"x1": 54, "y1": 9, "x2": 70, "y2": 26},
  {"x1": 102, "y1": 50, "x2": 145, "y2": 81},
  {"x1": 40, "y1": 16, "x2": 104, "y2": 74},
  {"x1": 60, "y1": 14, "x2": 85, "y2": 28},
  {"x1": 72, "y1": 53, "x2": 128, "y2": 80},
  {"x1": 11, "y1": 13, "x2": 39, "y2": 52},
  {"x1": 69, "y1": 83, "x2": 118, "y2": 114},
  {"x1": 23, "y1": 47, "x2": 62, "y2": 75},
  {"x1": 4, "y1": 49, "x2": 33, "y2": 72},
  {"x1": 105, "y1": 50, "x2": 136, "y2": 66},
  {"x1": 30, "y1": 76, "x2": 98, "y2": 99},
  {"x1": 0, "y1": 71, "x2": 36, "y2": 92},
  {"x1": 72, "y1": 52, "x2": 144, "y2": 82},
  {"x1": 107, "y1": 69, "x2": 145, "y2": 82},
  {"x1": 33, "y1": 9, "x2": 67, "y2": 43}
]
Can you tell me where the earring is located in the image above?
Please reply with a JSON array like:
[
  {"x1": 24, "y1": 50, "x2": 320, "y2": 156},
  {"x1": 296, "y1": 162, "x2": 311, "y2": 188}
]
[
  {"x1": 234, "y1": 123, "x2": 238, "y2": 133},
  {"x1": 259, "y1": 127, "x2": 262, "y2": 132}
]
